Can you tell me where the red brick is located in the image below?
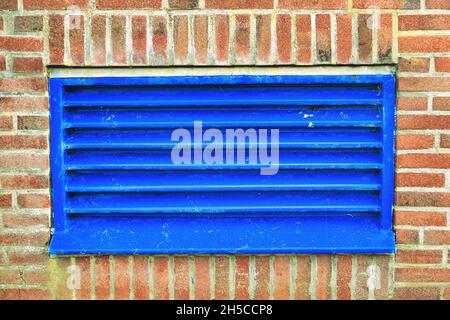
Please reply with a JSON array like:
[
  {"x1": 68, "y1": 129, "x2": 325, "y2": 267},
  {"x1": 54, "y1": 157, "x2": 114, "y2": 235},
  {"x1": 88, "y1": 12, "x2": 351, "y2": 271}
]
[
  {"x1": 194, "y1": 16, "x2": 208, "y2": 64},
  {"x1": 0, "y1": 268, "x2": 22, "y2": 284},
  {"x1": 353, "y1": 0, "x2": 420, "y2": 8},
  {"x1": 435, "y1": 57, "x2": 450, "y2": 73},
  {"x1": 49, "y1": 15, "x2": 64, "y2": 64},
  {"x1": 396, "y1": 134, "x2": 434, "y2": 150},
  {"x1": 396, "y1": 249, "x2": 443, "y2": 264},
  {"x1": 395, "y1": 211, "x2": 447, "y2": 227},
  {"x1": 399, "y1": 15, "x2": 450, "y2": 31},
  {"x1": 205, "y1": 0, "x2": 273, "y2": 9},
  {"x1": 173, "y1": 256, "x2": 190, "y2": 300},
  {"x1": 114, "y1": 256, "x2": 130, "y2": 300},
  {"x1": 399, "y1": 36, "x2": 450, "y2": 53},
  {"x1": 194, "y1": 256, "x2": 210, "y2": 300},
  {"x1": 12, "y1": 57, "x2": 44, "y2": 73},
  {"x1": 397, "y1": 115, "x2": 450, "y2": 130},
  {"x1": 395, "y1": 173, "x2": 445, "y2": 188},
  {"x1": 254, "y1": 256, "x2": 270, "y2": 299},
  {"x1": 0, "y1": 231, "x2": 49, "y2": 246},
  {"x1": 169, "y1": 0, "x2": 199, "y2": 9},
  {"x1": 337, "y1": 255, "x2": 352, "y2": 300},
  {"x1": 396, "y1": 267, "x2": 450, "y2": 282},
  {"x1": 442, "y1": 134, "x2": 450, "y2": 148},
  {"x1": 316, "y1": 14, "x2": 331, "y2": 63},
  {"x1": 0, "y1": 18, "x2": 3, "y2": 31},
  {"x1": 296, "y1": 15, "x2": 312, "y2": 64},
  {"x1": 0, "y1": 154, "x2": 48, "y2": 170},
  {"x1": 215, "y1": 15, "x2": 229, "y2": 64},
  {"x1": 215, "y1": 256, "x2": 230, "y2": 299},
  {"x1": 276, "y1": 14, "x2": 291, "y2": 64},
  {"x1": 24, "y1": 269, "x2": 49, "y2": 285},
  {"x1": 234, "y1": 256, "x2": 250, "y2": 300},
  {"x1": 397, "y1": 154, "x2": 450, "y2": 169},
  {"x1": 316, "y1": 255, "x2": 331, "y2": 300},
  {"x1": 0, "y1": 55, "x2": 5, "y2": 71},
  {"x1": 0, "y1": 288, "x2": 51, "y2": 300},
  {"x1": 153, "y1": 256, "x2": 169, "y2": 299},
  {"x1": 273, "y1": 256, "x2": 290, "y2": 300},
  {"x1": 433, "y1": 97, "x2": 450, "y2": 111},
  {"x1": 358, "y1": 14, "x2": 373, "y2": 64},
  {"x1": 69, "y1": 15, "x2": 84, "y2": 65},
  {"x1": 378, "y1": 14, "x2": 393, "y2": 63},
  {"x1": 95, "y1": 256, "x2": 110, "y2": 300},
  {"x1": 152, "y1": 16, "x2": 168, "y2": 65},
  {"x1": 295, "y1": 255, "x2": 311, "y2": 299},
  {"x1": 397, "y1": 96, "x2": 427, "y2": 111},
  {"x1": 396, "y1": 192, "x2": 450, "y2": 207},
  {"x1": 75, "y1": 257, "x2": 91, "y2": 300},
  {"x1": 0, "y1": 135, "x2": 47, "y2": 150},
  {"x1": 111, "y1": 16, "x2": 126, "y2": 65},
  {"x1": 0, "y1": 36, "x2": 43, "y2": 52},
  {"x1": 131, "y1": 16, "x2": 147, "y2": 65},
  {"x1": 355, "y1": 256, "x2": 369, "y2": 300},
  {"x1": 17, "y1": 193, "x2": 50, "y2": 208},
  {"x1": 0, "y1": 0, "x2": 18, "y2": 10},
  {"x1": 14, "y1": 16, "x2": 44, "y2": 32},
  {"x1": 279, "y1": 0, "x2": 347, "y2": 9},
  {"x1": 0, "y1": 116, "x2": 13, "y2": 130},
  {"x1": 96, "y1": 0, "x2": 161, "y2": 9},
  {"x1": 133, "y1": 256, "x2": 150, "y2": 300},
  {"x1": 394, "y1": 287, "x2": 441, "y2": 299},
  {"x1": 24, "y1": 0, "x2": 89, "y2": 9},
  {"x1": 256, "y1": 15, "x2": 271, "y2": 64},
  {"x1": 0, "y1": 77, "x2": 46, "y2": 93},
  {"x1": 18, "y1": 116, "x2": 48, "y2": 131},
  {"x1": 424, "y1": 230, "x2": 450, "y2": 245},
  {"x1": 336, "y1": 14, "x2": 352, "y2": 64},
  {"x1": 399, "y1": 76, "x2": 450, "y2": 91},
  {"x1": 0, "y1": 96, "x2": 47, "y2": 113},
  {"x1": 173, "y1": 15, "x2": 189, "y2": 64},
  {"x1": 425, "y1": 0, "x2": 450, "y2": 9},
  {"x1": 398, "y1": 57, "x2": 430, "y2": 72},
  {"x1": 396, "y1": 229, "x2": 420, "y2": 244},
  {"x1": 0, "y1": 194, "x2": 12, "y2": 208},
  {"x1": 2, "y1": 214, "x2": 49, "y2": 228},
  {"x1": 91, "y1": 15, "x2": 106, "y2": 65},
  {"x1": 235, "y1": 15, "x2": 250, "y2": 64},
  {"x1": 8, "y1": 249, "x2": 49, "y2": 265}
]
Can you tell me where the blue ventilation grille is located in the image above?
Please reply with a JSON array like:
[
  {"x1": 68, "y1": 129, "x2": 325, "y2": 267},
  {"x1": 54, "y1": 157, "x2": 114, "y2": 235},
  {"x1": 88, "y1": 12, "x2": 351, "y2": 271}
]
[{"x1": 49, "y1": 74, "x2": 396, "y2": 254}]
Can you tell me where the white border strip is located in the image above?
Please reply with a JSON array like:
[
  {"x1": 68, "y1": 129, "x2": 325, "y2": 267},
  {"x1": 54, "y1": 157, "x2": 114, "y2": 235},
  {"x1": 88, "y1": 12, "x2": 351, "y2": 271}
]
[{"x1": 48, "y1": 66, "x2": 395, "y2": 78}]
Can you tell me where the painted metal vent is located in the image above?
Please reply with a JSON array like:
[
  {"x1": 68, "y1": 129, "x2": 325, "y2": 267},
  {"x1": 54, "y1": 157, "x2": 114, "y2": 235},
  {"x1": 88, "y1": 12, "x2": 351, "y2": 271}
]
[{"x1": 49, "y1": 74, "x2": 396, "y2": 254}]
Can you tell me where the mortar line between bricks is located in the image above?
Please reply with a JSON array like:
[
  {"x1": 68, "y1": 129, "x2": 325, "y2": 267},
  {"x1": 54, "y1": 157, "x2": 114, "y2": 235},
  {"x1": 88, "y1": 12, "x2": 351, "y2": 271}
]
[
  {"x1": 109, "y1": 255, "x2": 114, "y2": 300},
  {"x1": 129, "y1": 256, "x2": 134, "y2": 300},
  {"x1": 210, "y1": 255, "x2": 215, "y2": 300},
  {"x1": 149, "y1": 256, "x2": 154, "y2": 300},
  {"x1": 268, "y1": 255, "x2": 274, "y2": 300},
  {"x1": 229, "y1": 255, "x2": 236, "y2": 300},
  {"x1": 350, "y1": 255, "x2": 357, "y2": 300},
  {"x1": 168, "y1": 255, "x2": 174, "y2": 300},
  {"x1": 248, "y1": 255, "x2": 256, "y2": 300},
  {"x1": 310, "y1": 255, "x2": 317, "y2": 300},
  {"x1": 70, "y1": 256, "x2": 76, "y2": 300},
  {"x1": 189, "y1": 255, "x2": 195, "y2": 300},
  {"x1": 90, "y1": 256, "x2": 95, "y2": 300},
  {"x1": 331, "y1": 255, "x2": 338, "y2": 300},
  {"x1": 289, "y1": 255, "x2": 296, "y2": 300},
  {"x1": 368, "y1": 256, "x2": 376, "y2": 300}
]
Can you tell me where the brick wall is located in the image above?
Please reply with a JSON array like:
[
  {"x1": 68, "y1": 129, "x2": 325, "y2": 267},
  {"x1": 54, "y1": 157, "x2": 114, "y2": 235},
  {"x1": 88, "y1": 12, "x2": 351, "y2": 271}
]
[{"x1": 0, "y1": 0, "x2": 449, "y2": 300}]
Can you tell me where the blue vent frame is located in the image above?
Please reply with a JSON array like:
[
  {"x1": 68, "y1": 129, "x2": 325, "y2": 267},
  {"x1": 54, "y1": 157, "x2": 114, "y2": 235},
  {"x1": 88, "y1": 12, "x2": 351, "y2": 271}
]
[{"x1": 49, "y1": 74, "x2": 396, "y2": 254}]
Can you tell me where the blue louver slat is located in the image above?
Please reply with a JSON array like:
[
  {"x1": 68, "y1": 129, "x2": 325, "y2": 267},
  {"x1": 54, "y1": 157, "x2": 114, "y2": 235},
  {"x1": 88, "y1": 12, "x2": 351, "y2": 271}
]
[{"x1": 49, "y1": 74, "x2": 396, "y2": 254}]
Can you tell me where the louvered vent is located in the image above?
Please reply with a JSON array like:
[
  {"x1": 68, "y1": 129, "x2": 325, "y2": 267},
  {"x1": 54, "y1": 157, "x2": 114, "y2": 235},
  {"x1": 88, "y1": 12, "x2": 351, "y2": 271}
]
[{"x1": 49, "y1": 73, "x2": 396, "y2": 254}]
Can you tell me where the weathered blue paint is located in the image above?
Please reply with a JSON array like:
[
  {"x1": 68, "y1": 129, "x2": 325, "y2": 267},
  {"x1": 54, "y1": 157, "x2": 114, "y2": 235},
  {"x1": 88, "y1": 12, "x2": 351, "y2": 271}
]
[{"x1": 49, "y1": 74, "x2": 396, "y2": 254}]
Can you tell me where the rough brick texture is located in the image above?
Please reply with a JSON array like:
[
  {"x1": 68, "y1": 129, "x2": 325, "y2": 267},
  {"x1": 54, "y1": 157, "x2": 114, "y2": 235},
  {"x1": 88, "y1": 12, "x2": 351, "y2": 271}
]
[{"x1": 0, "y1": 1, "x2": 449, "y2": 301}]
